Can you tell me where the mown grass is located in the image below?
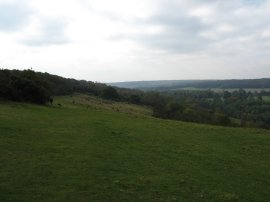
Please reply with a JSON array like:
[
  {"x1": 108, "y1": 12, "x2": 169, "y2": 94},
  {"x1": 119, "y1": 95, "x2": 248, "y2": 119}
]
[{"x1": 0, "y1": 95, "x2": 270, "y2": 202}]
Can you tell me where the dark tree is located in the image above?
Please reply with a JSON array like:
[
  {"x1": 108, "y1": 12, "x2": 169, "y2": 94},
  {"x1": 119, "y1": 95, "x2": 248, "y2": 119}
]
[{"x1": 101, "y1": 86, "x2": 120, "y2": 100}]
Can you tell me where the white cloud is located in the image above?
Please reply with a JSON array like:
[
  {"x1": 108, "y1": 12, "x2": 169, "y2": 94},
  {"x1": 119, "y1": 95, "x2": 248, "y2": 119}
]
[
  {"x1": 0, "y1": 2, "x2": 31, "y2": 32},
  {"x1": 19, "y1": 18, "x2": 69, "y2": 46},
  {"x1": 0, "y1": 0, "x2": 269, "y2": 82}
]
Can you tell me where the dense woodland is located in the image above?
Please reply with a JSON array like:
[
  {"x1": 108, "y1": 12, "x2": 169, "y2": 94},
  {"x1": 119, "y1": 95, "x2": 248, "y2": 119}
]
[
  {"x1": 1, "y1": 69, "x2": 270, "y2": 129},
  {"x1": 0, "y1": 69, "x2": 106, "y2": 104}
]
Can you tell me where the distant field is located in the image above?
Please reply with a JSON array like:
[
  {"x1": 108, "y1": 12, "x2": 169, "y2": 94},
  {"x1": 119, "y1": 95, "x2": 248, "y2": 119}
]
[
  {"x1": 1, "y1": 95, "x2": 270, "y2": 201},
  {"x1": 169, "y1": 87, "x2": 270, "y2": 92},
  {"x1": 263, "y1": 96, "x2": 270, "y2": 102},
  {"x1": 211, "y1": 88, "x2": 270, "y2": 93}
]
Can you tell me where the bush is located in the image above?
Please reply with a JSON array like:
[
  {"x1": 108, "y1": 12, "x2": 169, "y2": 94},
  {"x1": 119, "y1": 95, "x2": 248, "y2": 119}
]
[
  {"x1": 212, "y1": 113, "x2": 231, "y2": 126},
  {"x1": 101, "y1": 86, "x2": 120, "y2": 101}
]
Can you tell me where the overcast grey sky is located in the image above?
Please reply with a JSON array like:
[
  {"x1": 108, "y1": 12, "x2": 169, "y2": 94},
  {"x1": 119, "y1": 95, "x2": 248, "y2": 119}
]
[{"x1": 0, "y1": 0, "x2": 270, "y2": 82}]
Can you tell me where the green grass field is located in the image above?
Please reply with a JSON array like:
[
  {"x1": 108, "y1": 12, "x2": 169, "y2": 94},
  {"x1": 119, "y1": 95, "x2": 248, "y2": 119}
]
[{"x1": 1, "y1": 95, "x2": 270, "y2": 201}]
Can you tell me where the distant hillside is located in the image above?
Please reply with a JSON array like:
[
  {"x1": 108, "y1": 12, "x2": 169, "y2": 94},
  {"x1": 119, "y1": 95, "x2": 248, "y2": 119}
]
[
  {"x1": 110, "y1": 79, "x2": 270, "y2": 91},
  {"x1": 1, "y1": 69, "x2": 270, "y2": 129}
]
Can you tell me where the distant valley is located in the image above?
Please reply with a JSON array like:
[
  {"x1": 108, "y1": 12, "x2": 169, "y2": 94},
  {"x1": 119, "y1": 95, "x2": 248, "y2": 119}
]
[{"x1": 109, "y1": 78, "x2": 270, "y2": 91}]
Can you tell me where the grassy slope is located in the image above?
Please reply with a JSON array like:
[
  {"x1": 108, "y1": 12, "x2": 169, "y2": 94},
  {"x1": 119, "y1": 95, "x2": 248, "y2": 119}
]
[{"x1": 0, "y1": 95, "x2": 270, "y2": 202}]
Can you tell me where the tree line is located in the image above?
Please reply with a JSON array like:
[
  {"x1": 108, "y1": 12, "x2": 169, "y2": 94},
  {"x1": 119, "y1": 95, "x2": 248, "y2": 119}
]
[{"x1": 0, "y1": 69, "x2": 108, "y2": 104}]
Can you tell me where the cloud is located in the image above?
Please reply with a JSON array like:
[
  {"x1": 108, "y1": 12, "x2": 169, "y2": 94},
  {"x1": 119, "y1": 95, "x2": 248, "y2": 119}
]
[
  {"x1": 0, "y1": 0, "x2": 270, "y2": 81},
  {"x1": 0, "y1": 2, "x2": 31, "y2": 32},
  {"x1": 107, "y1": 1, "x2": 215, "y2": 53},
  {"x1": 21, "y1": 19, "x2": 69, "y2": 46},
  {"x1": 130, "y1": 13, "x2": 213, "y2": 53},
  {"x1": 244, "y1": 0, "x2": 266, "y2": 6},
  {"x1": 108, "y1": 0, "x2": 270, "y2": 55},
  {"x1": 0, "y1": 1, "x2": 69, "y2": 46}
]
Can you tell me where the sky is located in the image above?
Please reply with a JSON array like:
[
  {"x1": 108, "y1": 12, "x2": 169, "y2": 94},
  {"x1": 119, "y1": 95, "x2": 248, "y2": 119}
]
[{"x1": 0, "y1": 0, "x2": 270, "y2": 82}]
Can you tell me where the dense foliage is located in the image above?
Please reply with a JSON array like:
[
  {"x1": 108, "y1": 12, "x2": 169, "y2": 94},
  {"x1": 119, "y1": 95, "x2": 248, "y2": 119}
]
[
  {"x1": 0, "y1": 69, "x2": 50, "y2": 104},
  {"x1": 161, "y1": 89, "x2": 270, "y2": 129},
  {"x1": 117, "y1": 87, "x2": 270, "y2": 129},
  {"x1": 0, "y1": 69, "x2": 107, "y2": 104}
]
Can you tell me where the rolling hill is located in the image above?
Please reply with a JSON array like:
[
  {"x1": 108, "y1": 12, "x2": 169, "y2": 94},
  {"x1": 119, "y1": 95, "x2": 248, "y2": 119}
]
[{"x1": 1, "y1": 94, "x2": 270, "y2": 201}]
